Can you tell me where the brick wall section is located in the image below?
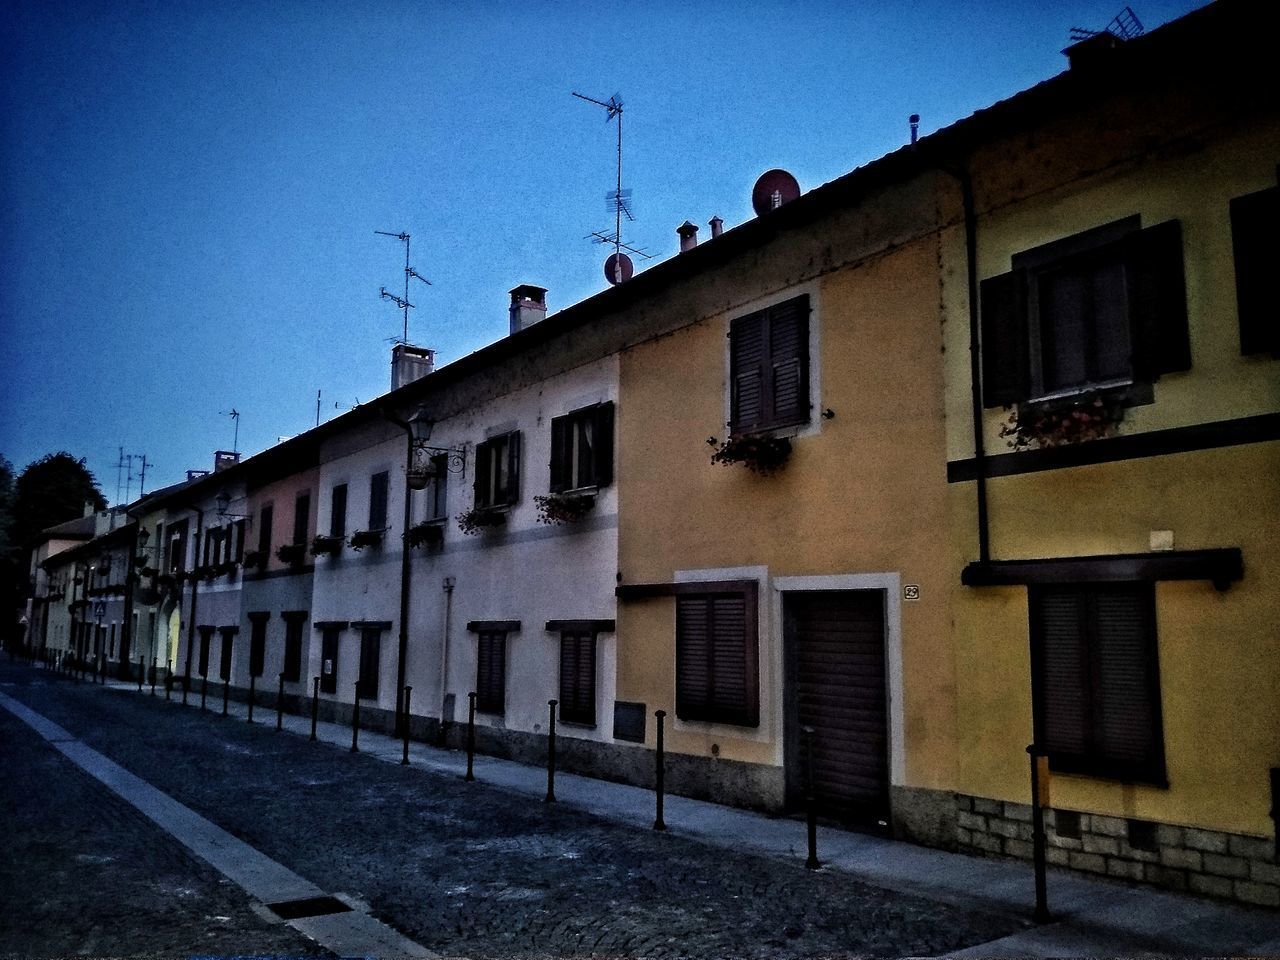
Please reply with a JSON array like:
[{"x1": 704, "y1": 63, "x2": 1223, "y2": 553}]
[{"x1": 955, "y1": 795, "x2": 1279, "y2": 908}]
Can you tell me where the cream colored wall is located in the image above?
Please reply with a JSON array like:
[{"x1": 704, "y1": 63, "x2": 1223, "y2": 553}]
[{"x1": 617, "y1": 234, "x2": 956, "y2": 789}]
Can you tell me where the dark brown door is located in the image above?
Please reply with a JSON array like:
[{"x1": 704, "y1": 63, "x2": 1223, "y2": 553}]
[{"x1": 785, "y1": 590, "x2": 889, "y2": 827}]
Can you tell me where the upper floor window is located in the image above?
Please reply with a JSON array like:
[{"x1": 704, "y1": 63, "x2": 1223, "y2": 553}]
[
  {"x1": 550, "y1": 402, "x2": 614, "y2": 493},
  {"x1": 424, "y1": 454, "x2": 448, "y2": 521},
  {"x1": 474, "y1": 431, "x2": 521, "y2": 509},
  {"x1": 981, "y1": 217, "x2": 1189, "y2": 407},
  {"x1": 729, "y1": 295, "x2": 810, "y2": 435},
  {"x1": 1230, "y1": 185, "x2": 1279, "y2": 358},
  {"x1": 292, "y1": 493, "x2": 310, "y2": 545},
  {"x1": 329, "y1": 483, "x2": 348, "y2": 538},
  {"x1": 368, "y1": 471, "x2": 389, "y2": 530},
  {"x1": 257, "y1": 504, "x2": 273, "y2": 555},
  {"x1": 168, "y1": 519, "x2": 188, "y2": 573}
]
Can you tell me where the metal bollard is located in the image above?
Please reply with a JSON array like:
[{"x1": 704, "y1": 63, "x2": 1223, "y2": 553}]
[
  {"x1": 465, "y1": 692, "x2": 476, "y2": 781},
  {"x1": 150, "y1": 657, "x2": 157, "y2": 696},
  {"x1": 222, "y1": 679, "x2": 229, "y2": 716},
  {"x1": 1028, "y1": 744, "x2": 1051, "y2": 924},
  {"x1": 183, "y1": 667, "x2": 191, "y2": 706},
  {"x1": 310, "y1": 676, "x2": 319, "y2": 741},
  {"x1": 138, "y1": 657, "x2": 144, "y2": 691},
  {"x1": 247, "y1": 675, "x2": 256, "y2": 723},
  {"x1": 200, "y1": 675, "x2": 208, "y2": 711},
  {"x1": 803, "y1": 725, "x2": 821, "y2": 870},
  {"x1": 350, "y1": 682, "x2": 361, "y2": 753},
  {"x1": 545, "y1": 699, "x2": 558, "y2": 804},
  {"x1": 401, "y1": 686, "x2": 412, "y2": 765},
  {"x1": 276, "y1": 674, "x2": 285, "y2": 731},
  {"x1": 654, "y1": 709, "x2": 667, "y2": 831},
  {"x1": 165, "y1": 659, "x2": 172, "y2": 700}
]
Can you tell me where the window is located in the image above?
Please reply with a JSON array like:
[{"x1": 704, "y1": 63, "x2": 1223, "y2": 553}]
[
  {"x1": 248, "y1": 613, "x2": 269, "y2": 678},
  {"x1": 319, "y1": 627, "x2": 341, "y2": 694},
  {"x1": 729, "y1": 295, "x2": 810, "y2": 435},
  {"x1": 169, "y1": 519, "x2": 188, "y2": 573},
  {"x1": 330, "y1": 484, "x2": 348, "y2": 538},
  {"x1": 558, "y1": 630, "x2": 597, "y2": 725},
  {"x1": 424, "y1": 454, "x2": 448, "y2": 521},
  {"x1": 675, "y1": 591, "x2": 759, "y2": 727},
  {"x1": 981, "y1": 217, "x2": 1189, "y2": 407},
  {"x1": 368, "y1": 471, "x2": 389, "y2": 530},
  {"x1": 474, "y1": 432, "x2": 521, "y2": 509},
  {"x1": 476, "y1": 631, "x2": 506, "y2": 714},
  {"x1": 292, "y1": 493, "x2": 310, "y2": 545},
  {"x1": 233, "y1": 519, "x2": 245, "y2": 562},
  {"x1": 1230, "y1": 185, "x2": 1280, "y2": 357},
  {"x1": 358, "y1": 627, "x2": 381, "y2": 700},
  {"x1": 258, "y1": 504, "x2": 273, "y2": 555},
  {"x1": 550, "y1": 403, "x2": 614, "y2": 493},
  {"x1": 197, "y1": 625, "x2": 214, "y2": 677},
  {"x1": 281, "y1": 612, "x2": 307, "y2": 682},
  {"x1": 1029, "y1": 582, "x2": 1165, "y2": 784},
  {"x1": 218, "y1": 627, "x2": 237, "y2": 682}
]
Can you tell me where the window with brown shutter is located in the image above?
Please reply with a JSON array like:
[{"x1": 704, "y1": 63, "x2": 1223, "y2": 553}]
[
  {"x1": 1230, "y1": 185, "x2": 1280, "y2": 357},
  {"x1": 330, "y1": 484, "x2": 348, "y2": 537},
  {"x1": 248, "y1": 613, "x2": 268, "y2": 678},
  {"x1": 368, "y1": 472, "x2": 390, "y2": 529},
  {"x1": 981, "y1": 217, "x2": 1189, "y2": 407},
  {"x1": 197, "y1": 625, "x2": 214, "y2": 677},
  {"x1": 558, "y1": 630, "x2": 597, "y2": 725},
  {"x1": 474, "y1": 432, "x2": 521, "y2": 508},
  {"x1": 1029, "y1": 582, "x2": 1166, "y2": 785},
  {"x1": 729, "y1": 295, "x2": 810, "y2": 435},
  {"x1": 218, "y1": 627, "x2": 236, "y2": 682},
  {"x1": 281, "y1": 611, "x2": 307, "y2": 682},
  {"x1": 293, "y1": 493, "x2": 310, "y2": 545},
  {"x1": 549, "y1": 402, "x2": 615, "y2": 493},
  {"x1": 476, "y1": 631, "x2": 506, "y2": 714},
  {"x1": 676, "y1": 590, "x2": 759, "y2": 727}
]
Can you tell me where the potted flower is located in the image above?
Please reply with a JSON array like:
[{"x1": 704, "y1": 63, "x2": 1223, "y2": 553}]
[
  {"x1": 242, "y1": 549, "x2": 267, "y2": 571},
  {"x1": 708, "y1": 435, "x2": 793, "y2": 476},
  {"x1": 216, "y1": 559, "x2": 238, "y2": 577},
  {"x1": 276, "y1": 542, "x2": 306, "y2": 565},
  {"x1": 534, "y1": 493, "x2": 596, "y2": 525},
  {"x1": 406, "y1": 521, "x2": 445, "y2": 549},
  {"x1": 999, "y1": 396, "x2": 1124, "y2": 451},
  {"x1": 349, "y1": 528, "x2": 386, "y2": 551},
  {"x1": 310, "y1": 534, "x2": 343, "y2": 557},
  {"x1": 457, "y1": 505, "x2": 508, "y2": 536}
]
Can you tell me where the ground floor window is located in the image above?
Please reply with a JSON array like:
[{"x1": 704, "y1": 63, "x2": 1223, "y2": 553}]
[
  {"x1": 558, "y1": 631, "x2": 597, "y2": 726},
  {"x1": 358, "y1": 628, "x2": 381, "y2": 700},
  {"x1": 198, "y1": 625, "x2": 214, "y2": 677},
  {"x1": 675, "y1": 591, "x2": 759, "y2": 727},
  {"x1": 248, "y1": 613, "x2": 269, "y2": 678},
  {"x1": 1029, "y1": 581, "x2": 1166, "y2": 785},
  {"x1": 282, "y1": 612, "x2": 307, "y2": 682},
  {"x1": 476, "y1": 632, "x2": 506, "y2": 715},
  {"x1": 320, "y1": 627, "x2": 341, "y2": 694},
  {"x1": 218, "y1": 627, "x2": 237, "y2": 682}
]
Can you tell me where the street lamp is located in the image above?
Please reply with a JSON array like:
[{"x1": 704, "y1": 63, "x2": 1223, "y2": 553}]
[
  {"x1": 405, "y1": 408, "x2": 437, "y2": 490},
  {"x1": 214, "y1": 491, "x2": 251, "y2": 520}
]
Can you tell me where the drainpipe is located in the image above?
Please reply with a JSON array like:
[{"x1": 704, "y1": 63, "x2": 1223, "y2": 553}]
[
  {"x1": 439, "y1": 576, "x2": 454, "y2": 737},
  {"x1": 120, "y1": 523, "x2": 138, "y2": 680},
  {"x1": 183, "y1": 511, "x2": 203, "y2": 689},
  {"x1": 395, "y1": 427, "x2": 414, "y2": 738}
]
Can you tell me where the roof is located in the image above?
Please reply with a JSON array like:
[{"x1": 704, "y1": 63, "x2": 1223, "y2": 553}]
[{"x1": 39, "y1": 514, "x2": 97, "y2": 542}]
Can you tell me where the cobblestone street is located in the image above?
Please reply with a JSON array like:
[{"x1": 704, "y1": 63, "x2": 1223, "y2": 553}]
[{"x1": 0, "y1": 661, "x2": 1026, "y2": 958}]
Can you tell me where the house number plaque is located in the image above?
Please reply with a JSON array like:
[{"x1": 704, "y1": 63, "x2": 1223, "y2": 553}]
[{"x1": 903, "y1": 584, "x2": 921, "y2": 601}]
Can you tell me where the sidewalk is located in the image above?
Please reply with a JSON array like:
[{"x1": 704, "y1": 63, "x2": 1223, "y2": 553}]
[{"x1": 77, "y1": 666, "x2": 1280, "y2": 956}]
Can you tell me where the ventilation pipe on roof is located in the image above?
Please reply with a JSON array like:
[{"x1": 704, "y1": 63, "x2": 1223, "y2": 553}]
[
  {"x1": 709, "y1": 216, "x2": 724, "y2": 239},
  {"x1": 677, "y1": 221, "x2": 699, "y2": 252},
  {"x1": 392, "y1": 344, "x2": 434, "y2": 390}
]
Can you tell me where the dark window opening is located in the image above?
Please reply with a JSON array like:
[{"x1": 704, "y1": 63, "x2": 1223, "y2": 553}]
[
  {"x1": 358, "y1": 627, "x2": 381, "y2": 700},
  {"x1": 319, "y1": 627, "x2": 341, "y2": 694},
  {"x1": 169, "y1": 519, "x2": 188, "y2": 573},
  {"x1": 474, "y1": 432, "x2": 521, "y2": 509},
  {"x1": 729, "y1": 295, "x2": 810, "y2": 435},
  {"x1": 330, "y1": 484, "x2": 348, "y2": 538},
  {"x1": 218, "y1": 628, "x2": 236, "y2": 682},
  {"x1": 558, "y1": 631, "x2": 597, "y2": 725},
  {"x1": 1128, "y1": 818, "x2": 1159, "y2": 852},
  {"x1": 248, "y1": 616, "x2": 267, "y2": 678},
  {"x1": 1054, "y1": 809, "x2": 1082, "y2": 839},
  {"x1": 293, "y1": 493, "x2": 310, "y2": 545},
  {"x1": 258, "y1": 504, "x2": 273, "y2": 555},
  {"x1": 1230, "y1": 185, "x2": 1280, "y2": 357},
  {"x1": 476, "y1": 631, "x2": 506, "y2": 714},
  {"x1": 425, "y1": 455, "x2": 449, "y2": 521},
  {"x1": 197, "y1": 626, "x2": 214, "y2": 677},
  {"x1": 676, "y1": 591, "x2": 759, "y2": 727},
  {"x1": 368, "y1": 472, "x2": 389, "y2": 530},
  {"x1": 282, "y1": 613, "x2": 306, "y2": 683},
  {"x1": 550, "y1": 402, "x2": 615, "y2": 493},
  {"x1": 1030, "y1": 581, "x2": 1166, "y2": 785}
]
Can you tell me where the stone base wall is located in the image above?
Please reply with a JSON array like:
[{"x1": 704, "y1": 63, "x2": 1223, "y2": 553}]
[{"x1": 957, "y1": 794, "x2": 1280, "y2": 908}]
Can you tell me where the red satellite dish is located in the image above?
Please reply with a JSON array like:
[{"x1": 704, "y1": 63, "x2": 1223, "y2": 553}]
[
  {"x1": 604, "y1": 252, "x2": 634, "y2": 285},
  {"x1": 751, "y1": 169, "x2": 801, "y2": 217}
]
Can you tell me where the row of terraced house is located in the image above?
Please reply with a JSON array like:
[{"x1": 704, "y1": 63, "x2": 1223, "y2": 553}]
[{"x1": 23, "y1": 2, "x2": 1280, "y2": 907}]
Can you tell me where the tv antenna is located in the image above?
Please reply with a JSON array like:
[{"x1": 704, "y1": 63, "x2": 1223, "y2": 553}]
[
  {"x1": 1070, "y1": 5, "x2": 1143, "y2": 42},
  {"x1": 376, "y1": 230, "x2": 430, "y2": 344},
  {"x1": 573, "y1": 90, "x2": 652, "y2": 285},
  {"x1": 220, "y1": 408, "x2": 240, "y2": 453}
]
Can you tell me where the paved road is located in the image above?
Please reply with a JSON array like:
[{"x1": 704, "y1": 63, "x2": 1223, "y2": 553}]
[{"x1": 1, "y1": 660, "x2": 1024, "y2": 957}]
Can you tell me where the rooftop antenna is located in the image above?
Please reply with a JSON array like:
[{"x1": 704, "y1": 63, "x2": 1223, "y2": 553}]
[
  {"x1": 316, "y1": 389, "x2": 321, "y2": 427},
  {"x1": 375, "y1": 230, "x2": 430, "y2": 344},
  {"x1": 1070, "y1": 5, "x2": 1144, "y2": 41},
  {"x1": 115, "y1": 446, "x2": 125, "y2": 505},
  {"x1": 220, "y1": 408, "x2": 240, "y2": 453},
  {"x1": 573, "y1": 90, "x2": 652, "y2": 285},
  {"x1": 133, "y1": 453, "x2": 150, "y2": 497}
]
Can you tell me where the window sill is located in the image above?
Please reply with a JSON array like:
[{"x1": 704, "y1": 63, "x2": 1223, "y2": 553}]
[
  {"x1": 1047, "y1": 754, "x2": 1168, "y2": 789},
  {"x1": 558, "y1": 718, "x2": 597, "y2": 730},
  {"x1": 1023, "y1": 380, "x2": 1152, "y2": 412}
]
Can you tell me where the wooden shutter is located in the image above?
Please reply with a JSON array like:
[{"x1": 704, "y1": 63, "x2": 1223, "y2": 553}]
[
  {"x1": 559, "y1": 631, "x2": 597, "y2": 725},
  {"x1": 249, "y1": 617, "x2": 266, "y2": 677},
  {"x1": 980, "y1": 270, "x2": 1030, "y2": 406},
  {"x1": 729, "y1": 312, "x2": 766, "y2": 433},
  {"x1": 476, "y1": 632, "x2": 506, "y2": 714},
  {"x1": 370, "y1": 472, "x2": 390, "y2": 528},
  {"x1": 474, "y1": 441, "x2": 492, "y2": 507},
  {"x1": 549, "y1": 415, "x2": 570, "y2": 493},
  {"x1": 330, "y1": 484, "x2": 347, "y2": 537},
  {"x1": 504, "y1": 432, "x2": 521, "y2": 505},
  {"x1": 234, "y1": 519, "x2": 245, "y2": 562},
  {"x1": 1230, "y1": 186, "x2": 1280, "y2": 356},
  {"x1": 676, "y1": 593, "x2": 758, "y2": 726},
  {"x1": 676, "y1": 597, "x2": 711, "y2": 719},
  {"x1": 258, "y1": 505, "x2": 273, "y2": 555},
  {"x1": 592, "y1": 401, "x2": 614, "y2": 488},
  {"x1": 320, "y1": 628, "x2": 339, "y2": 694},
  {"x1": 769, "y1": 298, "x2": 809, "y2": 426},
  {"x1": 358, "y1": 628, "x2": 381, "y2": 699},
  {"x1": 1092, "y1": 586, "x2": 1162, "y2": 775},
  {"x1": 282, "y1": 618, "x2": 303, "y2": 682},
  {"x1": 1031, "y1": 588, "x2": 1090, "y2": 758},
  {"x1": 1127, "y1": 219, "x2": 1190, "y2": 378},
  {"x1": 293, "y1": 493, "x2": 310, "y2": 544},
  {"x1": 218, "y1": 629, "x2": 234, "y2": 681}
]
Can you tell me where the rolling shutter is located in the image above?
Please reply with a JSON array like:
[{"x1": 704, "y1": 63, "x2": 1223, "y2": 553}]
[
  {"x1": 979, "y1": 269, "x2": 1030, "y2": 406},
  {"x1": 1093, "y1": 588, "x2": 1160, "y2": 770},
  {"x1": 549, "y1": 416, "x2": 570, "y2": 493},
  {"x1": 1031, "y1": 589, "x2": 1090, "y2": 758},
  {"x1": 558, "y1": 631, "x2": 597, "y2": 725},
  {"x1": 1230, "y1": 186, "x2": 1280, "y2": 357},
  {"x1": 1127, "y1": 219, "x2": 1190, "y2": 378}
]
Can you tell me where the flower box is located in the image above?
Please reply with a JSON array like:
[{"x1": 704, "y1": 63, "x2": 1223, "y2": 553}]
[
  {"x1": 999, "y1": 395, "x2": 1125, "y2": 451},
  {"x1": 406, "y1": 521, "x2": 445, "y2": 549},
  {"x1": 457, "y1": 506, "x2": 508, "y2": 536},
  {"x1": 276, "y1": 543, "x2": 306, "y2": 565},
  {"x1": 310, "y1": 534, "x2": 343, "y2": 557},
  {"x1": 242, "y1": 550, "x2": 267, "y2": 571},
  {"x1": 709, "y1": 435, "x2": 793, "y2": 475},
  {"x1": 534, "y1": 492, "x2": 596, "y2": 525},
  {"x1": 349, "y1": 528, "x2": 386, "y2": 551}
]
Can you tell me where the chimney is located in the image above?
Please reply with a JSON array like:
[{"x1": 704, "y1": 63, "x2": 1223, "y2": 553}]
[
  {"x1": 709, "y1": 216, "x2": 724, "y2": 239},
  {"x1": 83, "y1": 501, "x2": 95, "y2": 518},
  {"x1": 214, "y1": 451, "x2": 240, "y2": 473},
  {"x1": 677, "y1": 221, "x2": 699, "y2": 252},
  {"x1": 186, "y1": 469, "x2": 210, "y2": 481},
  {"x1": 1063, "y1": 31, "x2": 1121, "y2": 70},
  {"x1": 509, "y1": 285, "x2": 548, "y2": 335},
  {"x1": 392, "y1": 343, "x2": 435, "y2": 390}
]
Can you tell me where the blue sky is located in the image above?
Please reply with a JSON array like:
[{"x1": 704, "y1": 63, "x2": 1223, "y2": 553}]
[{"x1": 0, "y1": 0, "x2": 1205, "y2": 500}]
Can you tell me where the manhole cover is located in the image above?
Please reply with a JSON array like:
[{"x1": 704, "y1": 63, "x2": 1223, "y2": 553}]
[{"x1": 265, "y1": 895, "x2": 352, "y2": 920}]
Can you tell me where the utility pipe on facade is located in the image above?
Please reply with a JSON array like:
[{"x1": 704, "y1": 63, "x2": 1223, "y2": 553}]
[
  {"x1": 439, "y1": 576, "x2": 454, "y2": 741},
  {"x1": 182, "y1": 510, "x2": 204, "y2": 693},
  {"x1": 120, "y1": 522, "x2": 139, "y2": 681}
]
